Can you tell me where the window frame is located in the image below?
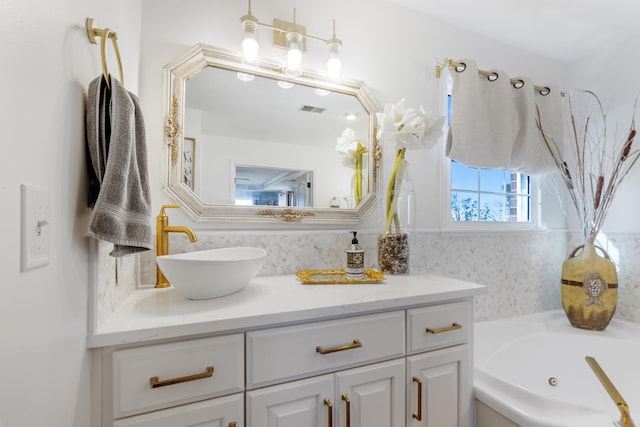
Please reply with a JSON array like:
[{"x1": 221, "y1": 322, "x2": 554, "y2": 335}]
[{"x1": 439, "y1": 67, "x2": 542, "y2": 232}]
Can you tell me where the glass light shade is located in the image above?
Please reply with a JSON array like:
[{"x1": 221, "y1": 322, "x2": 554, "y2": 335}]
[
  {"x1": 286, "y1": 32, "x2": 302, "y2": 76},
  {"x1": 236, "y1": 72, "x2": 255, "y2": 82},
  {"x1": 240, "y1": 16, "x2": 259, "y2": 62},
  {"x1": 326, "y1": 38, "x2": 342, "y2": 79},
  {"x1": 277, "y1": 80, "x2": 294, "y2": 89}
]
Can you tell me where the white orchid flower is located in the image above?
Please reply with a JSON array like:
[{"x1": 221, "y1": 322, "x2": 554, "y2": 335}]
[
  {"x1": 336, "y1": 127, "x2": 361, "y2": 169},
  {"x1": 376, "y1": 99, "x2": 444, "y2": 150}
]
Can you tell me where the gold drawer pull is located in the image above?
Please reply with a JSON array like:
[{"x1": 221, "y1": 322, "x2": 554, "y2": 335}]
[
  {"x1": 426, "y1": 322, "x2": 462, "y2": 334},
  {"x1": 149, "y1": 366, "x2": 214, "y2": 388},
  {"x1": 342, "y1": 394, "x2": 351, "y2": 427},
  {"x1": 324, "y1": 398, "x2": 333, "y2": 427},
  {"x1": 229, "y1": 423, "x2": 236, "y2": 427},
  {"x1": 316, "y1": 339, "x2": 362, "y2": 355},
  {"x1": 412, "y1": 376, "x2": 423, "y2": 420}
]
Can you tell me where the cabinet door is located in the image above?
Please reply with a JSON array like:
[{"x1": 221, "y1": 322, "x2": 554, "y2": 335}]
[
  {"x1": 407, "y1": 345, "x2": 471, "y2": 427},
  {"x1": 112, "y1": 392, "x2": 243, "y2": 427},
  {"x1": 335, "y1": 359, "x2": 405, "y2": 427},
  {"x1": 246, "y1": 374, "x2": 334, "y2": 427}
]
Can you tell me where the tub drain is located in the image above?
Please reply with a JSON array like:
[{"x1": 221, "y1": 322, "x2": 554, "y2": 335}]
[{"x1": 548, "y1": 377, "x2": 558, "y2": 386}]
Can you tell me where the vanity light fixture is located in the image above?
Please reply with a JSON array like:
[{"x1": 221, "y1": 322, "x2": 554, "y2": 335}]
[{"x1": 240, "y1": 0, "x2": 343, "y2": 79}]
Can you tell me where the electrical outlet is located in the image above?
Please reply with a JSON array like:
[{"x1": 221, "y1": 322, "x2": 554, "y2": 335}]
[{"x1": 20, "y1": 184, "x2": 50, "y2": 272}]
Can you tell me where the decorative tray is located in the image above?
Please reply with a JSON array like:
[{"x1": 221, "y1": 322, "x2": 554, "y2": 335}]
[{"x1": 296, "y1": 269, "x2": 385, "y2": 284}]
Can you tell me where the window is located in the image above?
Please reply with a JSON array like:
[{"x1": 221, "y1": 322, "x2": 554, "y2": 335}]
[
  {"x1": 445, "y1": 93, "x2": 535, "y2": 226},
  {"x1": 450, "y1": 161, "x2": 531, "y2": 222}
]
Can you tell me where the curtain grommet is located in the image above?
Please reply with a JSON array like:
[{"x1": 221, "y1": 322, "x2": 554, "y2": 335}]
[{"x1": 454, "y1": 62, "x2": 467, "y2": 73}]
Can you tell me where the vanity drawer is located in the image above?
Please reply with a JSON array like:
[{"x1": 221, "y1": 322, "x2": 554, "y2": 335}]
[
  {"x1": 407, "y1": 301, "x2": 471, "y2": 354},
  {"x1": 112, "y1": 393, "x2": 243, "y2": 427},
  {"x1": 111, "y1": 334, "x2": 244, "y2": 418},
  {"x1": 246, "y1": 311, "x2": 405, "y2": 389}
]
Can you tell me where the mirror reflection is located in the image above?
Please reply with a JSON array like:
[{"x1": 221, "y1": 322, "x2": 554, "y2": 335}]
[
  {"x1": 235, "y1": 165, "x2": 314, "y2": 207},
  {"x1": 184, "y1": 65, "x2": 368, "y2": 208}
]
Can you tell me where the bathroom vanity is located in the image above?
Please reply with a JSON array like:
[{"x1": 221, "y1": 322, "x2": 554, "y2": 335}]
[{"x1": 88, "y1": 274, "x2": 484, "y2": 427}]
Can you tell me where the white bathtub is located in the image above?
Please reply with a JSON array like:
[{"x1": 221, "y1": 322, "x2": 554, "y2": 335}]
[{"x1": 474, "y1": 310, "x2": 640, "y2": 427}]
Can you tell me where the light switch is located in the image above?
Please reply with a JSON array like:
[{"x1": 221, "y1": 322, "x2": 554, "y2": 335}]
[{"x1": 20, "y1": 184, "x2": 50, "y2": 272}]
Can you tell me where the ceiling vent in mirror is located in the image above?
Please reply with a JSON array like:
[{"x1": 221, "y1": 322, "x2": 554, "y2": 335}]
[{"x1": 299, "y1": 105, "x2": 325, "y2": 114}]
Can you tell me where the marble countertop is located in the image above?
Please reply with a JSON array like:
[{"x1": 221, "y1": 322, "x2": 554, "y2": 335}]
[{"x1": 88, "y1": 273, "x2": 485, "y2": 348}]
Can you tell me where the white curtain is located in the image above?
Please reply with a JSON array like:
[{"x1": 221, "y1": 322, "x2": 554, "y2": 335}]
[{"x1": 445, "y1": 59, "x2": 563, "y2": 175}]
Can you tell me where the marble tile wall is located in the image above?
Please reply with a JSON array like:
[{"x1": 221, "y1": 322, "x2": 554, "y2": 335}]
[
  {"x1": 93, "y1": 230, "x2": 640, "y2": 327},
  {"x1": 93, "y1": 241, "x2": 140, "y2": 327}
]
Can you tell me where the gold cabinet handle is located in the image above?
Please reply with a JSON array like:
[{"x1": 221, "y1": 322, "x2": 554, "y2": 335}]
[
  {"x1": 229, "y1": 423, "x2": 236, "y2": 427},
  {"x1": 412, "y1": 376, "x2": 422, "y2": 421},
  {"x1": 341, "y1": 394, "x2": 351, "y2": 427},
  {"x1": 426, "y1": 322, "x2": 462, "y2": 334},
  {"x1": 149, "y1": 366, "x2": 214, "y2": 388},
  {"x1": 324, "y1": 398, "x2": 333, "y2": 427},
  {"x1": 316, "y1": 339, "x2": 362, "y2": 355}
]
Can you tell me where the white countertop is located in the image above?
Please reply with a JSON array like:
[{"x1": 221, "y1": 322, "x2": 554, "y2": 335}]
[{"x1": 88, "y1": 273, "x2": 485, "y2": 348}]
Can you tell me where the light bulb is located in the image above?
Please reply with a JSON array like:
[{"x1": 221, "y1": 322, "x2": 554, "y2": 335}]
[
  {"x1": 287, "y1": 48, "x2": 302, "y2": 75},
  {"x1": 327, "y1": 56, "x2": 341, "y2": 79},
  {"x1": 242, "y1": 38, "x2": 258, "y2": 62}
]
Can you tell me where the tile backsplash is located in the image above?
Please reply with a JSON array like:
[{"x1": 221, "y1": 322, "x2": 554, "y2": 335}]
[{"x1": 93, "y1": 230, "x2": 640, "y2": 328}]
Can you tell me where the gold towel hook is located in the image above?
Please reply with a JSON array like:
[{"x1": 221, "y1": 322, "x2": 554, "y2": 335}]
[{"x1": 85, "y1": 17, "x2": 124, "y2": 89}]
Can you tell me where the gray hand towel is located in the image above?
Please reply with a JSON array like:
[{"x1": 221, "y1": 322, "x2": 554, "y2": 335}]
[{"x1": 86, "y1": 76, "x2": 153, "y2": 257}]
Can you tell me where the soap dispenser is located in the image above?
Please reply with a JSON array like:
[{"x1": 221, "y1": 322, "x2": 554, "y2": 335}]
[{"x1": 345, "y1": 231, "x2": 364, "y2": 277}]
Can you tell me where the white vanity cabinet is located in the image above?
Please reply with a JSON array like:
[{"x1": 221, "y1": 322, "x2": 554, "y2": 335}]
[
  {"x1": 111, "y1": 393, "x2": 243, "y2": 427},
  {"x1": 245, "y1": 311, "x2": 406, "y2": 427},
  {"x1": 247, "y1": 359, "x2": 405, "y2": 427},
  {"x1": 406, "y1": 302, "x2": 473, "y2": 427},
  {"x1": 96, "y1": 334, "x2": 244, "y2": 427},
  {"x1": 408, "y1": 346, "x2": 470, "y2": 427},
  {"x1": 89, "y1": 274, "x2": 484, "y2": 427}
]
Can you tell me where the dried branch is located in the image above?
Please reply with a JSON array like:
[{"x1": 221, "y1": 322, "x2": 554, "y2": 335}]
[{"x1": 537, "y1": 91, "x2": 639, "y2": 244}]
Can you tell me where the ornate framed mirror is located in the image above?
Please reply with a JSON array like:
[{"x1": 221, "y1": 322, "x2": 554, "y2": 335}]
[{"x1": 163, "y1": 44, "x2": 381, "y2": 224}]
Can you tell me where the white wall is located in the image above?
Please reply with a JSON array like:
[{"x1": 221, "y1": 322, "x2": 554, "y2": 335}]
[{"x1": 0, "y1": 1, "x2": 141, "y2": 426}]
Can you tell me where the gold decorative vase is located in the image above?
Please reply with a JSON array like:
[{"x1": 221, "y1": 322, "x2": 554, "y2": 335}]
[{"x1": 561, "y1": 244, "x2": 618, "y2": 331}]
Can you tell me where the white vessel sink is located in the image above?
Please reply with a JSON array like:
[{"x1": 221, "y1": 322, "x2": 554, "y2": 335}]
[{"x1": 156, "y1": 247, "x2": 267, "y2": 299}]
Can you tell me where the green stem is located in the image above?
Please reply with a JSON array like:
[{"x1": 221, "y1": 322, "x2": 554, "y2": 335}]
[{"x1": 385, "y1": 148, "x2": 406, "y2": 234}]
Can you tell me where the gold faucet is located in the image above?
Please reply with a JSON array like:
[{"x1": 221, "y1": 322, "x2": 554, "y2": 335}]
[
  {"x1": 585, "y1": 356, "x2": 635, "y2": 427},
  {"x1": 155, "y1": 204, "x2": 198, "y2": 288}
]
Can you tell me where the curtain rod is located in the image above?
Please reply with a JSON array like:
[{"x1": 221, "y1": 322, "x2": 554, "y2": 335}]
[{"x1": 436, "y1": 58, "x2": 564, "y2": 97}]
